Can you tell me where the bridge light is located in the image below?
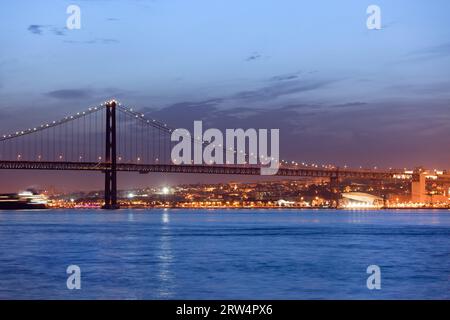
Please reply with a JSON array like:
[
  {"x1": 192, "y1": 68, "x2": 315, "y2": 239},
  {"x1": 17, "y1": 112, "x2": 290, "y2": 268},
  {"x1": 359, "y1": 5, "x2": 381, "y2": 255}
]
[{"x1": 59, "y1": 155, "x2": 63, "y2": 160}]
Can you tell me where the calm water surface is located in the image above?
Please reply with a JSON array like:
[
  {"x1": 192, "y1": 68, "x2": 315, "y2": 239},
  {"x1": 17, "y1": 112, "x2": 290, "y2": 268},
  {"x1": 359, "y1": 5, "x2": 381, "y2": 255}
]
[{"x1": 0, "y1": 209, "x2": 449, "y2": 299}]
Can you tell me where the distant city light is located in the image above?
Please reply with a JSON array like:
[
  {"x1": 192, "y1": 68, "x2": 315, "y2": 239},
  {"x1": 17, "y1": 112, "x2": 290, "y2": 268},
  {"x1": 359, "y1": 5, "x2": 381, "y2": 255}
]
[{"x1": 162, "y1": 187, "x2": 170, "y2": 195}]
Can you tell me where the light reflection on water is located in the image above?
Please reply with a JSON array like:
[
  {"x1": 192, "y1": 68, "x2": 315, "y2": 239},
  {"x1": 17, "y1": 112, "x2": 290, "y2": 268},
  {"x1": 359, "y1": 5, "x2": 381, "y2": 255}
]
[
  {"x1": 156, "y1": 210, "x2": 174, "y2": 298},
  {"x1": 0, "y1": 209, "x2": 448, "y2": 299}
]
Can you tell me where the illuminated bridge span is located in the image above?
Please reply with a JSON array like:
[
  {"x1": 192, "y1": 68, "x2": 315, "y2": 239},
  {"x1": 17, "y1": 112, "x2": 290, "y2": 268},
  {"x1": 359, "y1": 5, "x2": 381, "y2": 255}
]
[
  {"x1": 0, "y1": 160, "x2": 400, "y2": 179},
  {"x1": 0, "y1": 100, "x2": 406, "y2": 209}
]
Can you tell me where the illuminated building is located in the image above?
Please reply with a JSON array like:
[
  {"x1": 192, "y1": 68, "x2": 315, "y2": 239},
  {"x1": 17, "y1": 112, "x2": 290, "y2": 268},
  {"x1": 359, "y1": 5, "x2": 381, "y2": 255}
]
[
  {"x1": 341, "y1": 192, "x2": 384, "y2": 208},
  {"x1": 411, "y1": 173, "x2": 426, "y2": 203}
]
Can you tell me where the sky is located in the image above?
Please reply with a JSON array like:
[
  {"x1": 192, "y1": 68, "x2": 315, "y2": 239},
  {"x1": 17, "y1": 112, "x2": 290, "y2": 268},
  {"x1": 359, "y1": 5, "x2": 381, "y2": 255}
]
[{"x1": 0, "y1": 0, "x2": 449, "y2": 192}]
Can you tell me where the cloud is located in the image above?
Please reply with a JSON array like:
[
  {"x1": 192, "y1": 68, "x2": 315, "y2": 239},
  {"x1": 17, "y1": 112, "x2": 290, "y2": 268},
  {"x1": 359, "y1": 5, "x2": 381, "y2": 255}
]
[
  {"x1": 27, "y1": 25, "x2": 45, "y2": 35},
  {"x1": 331, "y1": 102, "x2": 368, "y2": 109},
  {"x1": 386, "y1": 81, "x2": 450, "y2": 97},
  {"x1": 51, "y1": 27, "x2": 66, "y2": 36},
  {"x1": 140, "y1": 97, "x2": 450, "y2": 168},
  {"x1": 44, "y1": 87, "x2": 132, "y2": 101},
  {"x1": 269, "y1": 71, "x2": 302, "y2": 82},
  {"x1": 27, "y1": 24, "x2": 66, "y2": 36},
  {"x1": 232, "y1": 78, "x2": 334, "y2": 102},
  {"x1": 406, "y1": 42, "x2": 450, "y2": 61},
  {"x1": 245, "y1": 52, "x2": 262, "y2": 62},
  {"x1": 45, "y1": 89, "x2": 94, "y2": 100},
  {"x1": 142, "y1": 99, "x2": 296, "y2": 132},
  {"x1": 63, "y1": 38, "x2": 119, "y2": 45}
]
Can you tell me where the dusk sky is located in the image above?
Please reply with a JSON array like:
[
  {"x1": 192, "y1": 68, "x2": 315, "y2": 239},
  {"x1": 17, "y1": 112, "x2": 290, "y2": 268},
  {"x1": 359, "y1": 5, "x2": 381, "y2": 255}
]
[{"x1": 0, "y1": 0, "x2": 449, "y2": 191}]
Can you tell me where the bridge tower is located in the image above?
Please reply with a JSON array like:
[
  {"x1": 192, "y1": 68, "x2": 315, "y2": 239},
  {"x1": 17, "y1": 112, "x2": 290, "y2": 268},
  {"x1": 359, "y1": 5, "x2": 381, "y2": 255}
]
[{"x1": 103, "y1": 100, "x2": 119, "y2": 209}]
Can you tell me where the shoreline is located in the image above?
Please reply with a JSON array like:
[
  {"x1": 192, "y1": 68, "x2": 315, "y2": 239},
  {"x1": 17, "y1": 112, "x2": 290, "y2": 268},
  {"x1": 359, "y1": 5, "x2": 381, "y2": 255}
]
[{"x1": 2, "y1": 206, "x2": 449, "y2": 211}]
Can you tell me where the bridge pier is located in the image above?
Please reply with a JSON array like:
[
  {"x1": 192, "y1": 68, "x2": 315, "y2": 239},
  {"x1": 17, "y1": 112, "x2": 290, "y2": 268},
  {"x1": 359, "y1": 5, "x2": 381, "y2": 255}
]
[
  {"x1": 330, "y1": 171, "x2": 340, "y2": 208},
  {"x1": 102, "y1": 101, "x2": 119, "y2": 209}
]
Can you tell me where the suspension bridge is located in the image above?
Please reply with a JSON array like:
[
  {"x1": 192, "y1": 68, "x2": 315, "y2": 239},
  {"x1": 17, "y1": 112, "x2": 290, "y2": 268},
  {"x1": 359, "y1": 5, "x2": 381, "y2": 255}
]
[{"x1": 0, "y1": 100, "x2": 406, "y2": 209}]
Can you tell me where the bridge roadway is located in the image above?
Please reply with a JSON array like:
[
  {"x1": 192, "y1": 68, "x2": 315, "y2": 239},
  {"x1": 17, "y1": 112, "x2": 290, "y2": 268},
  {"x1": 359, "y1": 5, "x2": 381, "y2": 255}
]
[{"x1": 0, "y1": 160, "x2": 405, "y2": 179}]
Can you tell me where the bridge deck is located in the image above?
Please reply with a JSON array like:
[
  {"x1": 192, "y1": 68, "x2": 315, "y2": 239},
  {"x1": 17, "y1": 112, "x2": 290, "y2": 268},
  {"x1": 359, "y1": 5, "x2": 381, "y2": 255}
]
[{"x1": 0, "y1": 160, "x2": 403, "y2": 179}]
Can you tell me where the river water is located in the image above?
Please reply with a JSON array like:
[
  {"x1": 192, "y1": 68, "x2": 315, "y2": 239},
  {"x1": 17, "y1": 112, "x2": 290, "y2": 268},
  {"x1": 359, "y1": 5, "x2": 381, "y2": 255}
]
[{"x1": 0, "y1": 209, "x2": 448, "y2": 299}]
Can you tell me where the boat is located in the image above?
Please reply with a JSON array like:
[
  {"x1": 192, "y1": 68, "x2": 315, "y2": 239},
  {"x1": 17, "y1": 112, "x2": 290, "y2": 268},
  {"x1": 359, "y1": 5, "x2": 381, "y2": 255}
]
[{"x1": 0, "y1": 190, "x2": 48, "y2": 209}]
